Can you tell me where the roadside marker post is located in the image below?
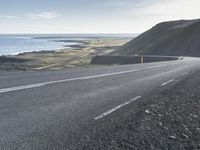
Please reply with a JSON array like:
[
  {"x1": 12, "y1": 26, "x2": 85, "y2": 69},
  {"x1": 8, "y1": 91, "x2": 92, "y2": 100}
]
[{"x1": 141, "y1": 56, "x2": 144, "y2": 64}]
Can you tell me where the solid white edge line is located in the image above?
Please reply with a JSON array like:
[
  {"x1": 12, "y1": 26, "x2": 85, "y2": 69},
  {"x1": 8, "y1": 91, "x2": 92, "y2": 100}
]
[
  {"x1": 161, "y1": 79, "x2": 175, "y2": 86},
  {"x1": 0, "y1": 65, "x2": 166, "y2": 94},
  {"x1": 94, "y1": 96, "x2": 141, "y2": 120},
  {"x1": 0, "y1": 83, "x2": 48, "y2": 93}
]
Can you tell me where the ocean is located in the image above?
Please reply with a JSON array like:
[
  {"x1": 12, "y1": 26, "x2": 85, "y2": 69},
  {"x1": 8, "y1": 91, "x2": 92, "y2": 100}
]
[
  {"x1": 0, "y1": 34, "x2": 136, "y2": 56},
  {"x1": 0, "y1": 34, "x2": 84, "y2": 56}
]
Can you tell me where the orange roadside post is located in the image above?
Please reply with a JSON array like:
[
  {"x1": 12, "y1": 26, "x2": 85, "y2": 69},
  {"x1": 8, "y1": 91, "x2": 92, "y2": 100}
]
[{"x1": 141, "y1": 55, "x2": 144, "y2": 64}]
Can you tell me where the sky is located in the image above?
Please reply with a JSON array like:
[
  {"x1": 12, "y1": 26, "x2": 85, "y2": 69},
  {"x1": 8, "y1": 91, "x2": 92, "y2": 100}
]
[{"x1": 0, "y1": 0, "x2": 199, "y2": 34}]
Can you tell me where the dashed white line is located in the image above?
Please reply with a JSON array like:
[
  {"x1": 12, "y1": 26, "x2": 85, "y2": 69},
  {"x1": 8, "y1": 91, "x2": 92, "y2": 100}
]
[
  {"x1": 0, "y1": 65, "x2": 166, "y2": 94},
  {"x1": 94, "y1": 96, "x2": 141, "y2": 120},
  {"x1": 161, "y1": 79, "x2": 175, "y2": 86}
]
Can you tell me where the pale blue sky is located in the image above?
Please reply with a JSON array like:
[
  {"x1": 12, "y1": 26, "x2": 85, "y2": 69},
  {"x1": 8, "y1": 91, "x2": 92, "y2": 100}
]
[{"x1": 0, "y1": 0, "x2": 199, "y2": 33}]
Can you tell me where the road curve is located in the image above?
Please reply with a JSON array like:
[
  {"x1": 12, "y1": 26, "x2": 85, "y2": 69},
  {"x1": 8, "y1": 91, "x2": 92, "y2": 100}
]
[{"x1": 0, "y1": 57, "x2": 200, "y2": 149}]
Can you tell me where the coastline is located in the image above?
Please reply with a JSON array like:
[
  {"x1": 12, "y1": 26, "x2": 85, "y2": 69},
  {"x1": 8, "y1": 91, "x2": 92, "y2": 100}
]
[{"x1": 0, "y1": 37, "x2": 132, "y2": 71}]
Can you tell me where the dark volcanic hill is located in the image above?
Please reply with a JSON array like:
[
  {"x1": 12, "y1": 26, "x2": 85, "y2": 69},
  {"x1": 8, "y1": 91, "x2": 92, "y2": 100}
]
[{"x1": 112, "y1": 19, "x2": 200, "y2": 57}]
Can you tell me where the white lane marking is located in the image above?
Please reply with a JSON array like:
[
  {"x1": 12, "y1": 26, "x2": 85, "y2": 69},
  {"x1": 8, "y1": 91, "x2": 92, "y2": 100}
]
[
  {"x1": 0, "y1": 83, "x2": 48, "y2": 93},
  {"x1": 161, "y1": 79, "x2": 175, "y2": 86},
  {"x1": 0, "y1": 65, "x2": 165, "y2": 94},
  {"x1": 94, "y1": 96, "x2": 141, "y2": 120}
]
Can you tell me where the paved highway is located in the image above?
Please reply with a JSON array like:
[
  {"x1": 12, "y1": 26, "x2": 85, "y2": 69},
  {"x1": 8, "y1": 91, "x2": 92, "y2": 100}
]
[{"x1": 0, "y1": 57, "x2": 200, "y2": 149}]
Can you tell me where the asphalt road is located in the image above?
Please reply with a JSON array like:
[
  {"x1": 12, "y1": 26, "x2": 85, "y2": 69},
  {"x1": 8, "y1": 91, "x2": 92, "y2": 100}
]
[{"x1": 0, "y1": 57, "x2": 200, "y2": 149}]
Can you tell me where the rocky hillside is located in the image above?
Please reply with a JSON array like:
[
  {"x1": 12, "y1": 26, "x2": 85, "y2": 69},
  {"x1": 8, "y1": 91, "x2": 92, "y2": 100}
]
[{"x1": 112, "y1": 19, "x2": 200, "y2": 56}]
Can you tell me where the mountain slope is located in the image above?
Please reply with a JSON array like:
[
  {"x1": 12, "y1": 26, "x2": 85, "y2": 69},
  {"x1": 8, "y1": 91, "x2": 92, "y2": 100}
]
[{"x1": 112, "y1": 19, "x2": 200, "y2": 56}]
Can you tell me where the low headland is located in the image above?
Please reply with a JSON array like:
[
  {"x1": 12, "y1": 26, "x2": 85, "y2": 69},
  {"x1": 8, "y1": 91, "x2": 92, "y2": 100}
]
[{"x1": 0, "y1": 37, "x2": 131, "y2": 71}]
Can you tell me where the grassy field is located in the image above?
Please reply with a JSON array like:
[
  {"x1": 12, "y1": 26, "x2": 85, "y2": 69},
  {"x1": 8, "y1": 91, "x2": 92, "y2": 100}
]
[{"x1": 0, "y1": 37, "x2": 131, "y2": 71}]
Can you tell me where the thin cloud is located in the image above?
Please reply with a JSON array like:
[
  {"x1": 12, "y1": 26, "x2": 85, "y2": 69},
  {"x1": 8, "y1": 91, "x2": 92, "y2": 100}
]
[
  {"x1": 107, "y1": 1, "x2": 130, "y2": 7},
  {"x1": 126, "y1": 0, "x2": 200, "y2": 19},
  {"x1": 0, "y1": 15, "x2": 19, "y2": 19},
  {"x1": 28, "y1": 12, "x2": 61, "y2": 19}
]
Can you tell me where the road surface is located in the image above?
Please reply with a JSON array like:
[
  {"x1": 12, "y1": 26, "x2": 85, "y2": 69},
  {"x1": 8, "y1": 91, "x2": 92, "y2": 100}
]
[{"x1": 0, "y1": 57, "x2": 200, "y2": 149}]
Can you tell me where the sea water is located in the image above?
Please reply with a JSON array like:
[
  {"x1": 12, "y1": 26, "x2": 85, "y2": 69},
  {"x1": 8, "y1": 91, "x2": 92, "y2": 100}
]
[
  {"x1": 0, "y1": 34, "x2": 80, "y2": 56},
  {"x1": 0, "y1": 34, "x2": 135, "y2": 56}
]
